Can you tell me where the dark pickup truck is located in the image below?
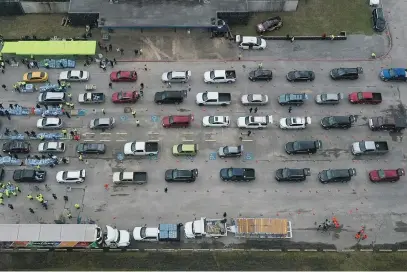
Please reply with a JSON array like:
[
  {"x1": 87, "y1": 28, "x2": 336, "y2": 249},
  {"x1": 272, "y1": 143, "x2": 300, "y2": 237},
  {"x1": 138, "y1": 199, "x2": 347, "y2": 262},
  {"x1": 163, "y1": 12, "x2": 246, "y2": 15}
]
[
  {"x1": 13, "y1": 169, "x2": 46, "y2": 183},
  {"x1": 368, "y1": 116, "x2": 407, "y2": 132},
  {"x1": 348, "y1": 92, "x2": 382, "y2": 104},
  {"x1": 351, "y1": 140, "x2": 389, "y2": 156},
  {"x1": 219, "y1": 167, "x2": 255, "y2": 182}
]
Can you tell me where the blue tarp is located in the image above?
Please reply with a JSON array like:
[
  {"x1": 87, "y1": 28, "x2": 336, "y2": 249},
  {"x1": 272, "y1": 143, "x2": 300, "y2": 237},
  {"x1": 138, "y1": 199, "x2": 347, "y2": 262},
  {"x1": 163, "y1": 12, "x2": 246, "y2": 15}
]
[
  {"x1": 0, "y1": 157, "x2": 23, "y2": 166},
  {"x1": 25, "y1": 158, "x2": 56, "y2": 166},
  {"x1": 0, "y1": 133, "x2": 68, "y2": 141},
  {"x1": 0, "y1": 107, "x2": 31, "y2": 115},
  {"x1": 34, "y1": 108, "x2": 64, "y2": 116},
  {"x1": 0, "y1": 156, "x2": 62, "y2": 166},
  {"x1": 38, "y1": 84, "x2": 69, "y2": 93},
  {"x1": 39, "y1": 59, "x2": 76, "y2": 69}
]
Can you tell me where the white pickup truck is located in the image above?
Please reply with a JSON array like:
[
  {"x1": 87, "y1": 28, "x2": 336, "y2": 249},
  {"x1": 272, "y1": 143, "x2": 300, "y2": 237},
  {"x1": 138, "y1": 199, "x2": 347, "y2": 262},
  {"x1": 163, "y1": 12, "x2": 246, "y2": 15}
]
[
  {"x1": 124, "y1": 141, "x2": 159, "y2": 156},
  {"x1": 204, "y1": 70, "x2": 237, "y2": 84},
  {"x1": 196, "y1": 91, "x2": 232, "y2": 106},
  {"x1": 184, "y1": 217, "x2": 228, "y2": 238}
]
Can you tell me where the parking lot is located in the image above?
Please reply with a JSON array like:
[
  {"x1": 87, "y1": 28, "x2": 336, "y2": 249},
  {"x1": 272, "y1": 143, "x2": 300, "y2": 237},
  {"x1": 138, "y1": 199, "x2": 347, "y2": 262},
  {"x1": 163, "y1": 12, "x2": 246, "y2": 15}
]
[{"x1": 0, "y1": 58, "x2": 406, "y2": 249}]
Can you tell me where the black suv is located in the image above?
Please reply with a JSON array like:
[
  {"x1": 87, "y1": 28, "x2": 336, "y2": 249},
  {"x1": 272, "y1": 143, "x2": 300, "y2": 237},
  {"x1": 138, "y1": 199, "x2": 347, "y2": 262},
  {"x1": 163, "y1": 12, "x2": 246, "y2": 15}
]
[
  {"x1": 318, "y1": 168, "x2": 356, "y2": 184},
  {"x1": 330, "y1": 67, "x2": 363, "y2": 80},
  {"x1": 275, "y1": 168, "x2": 311, "y2": 182},
  {"x1": 278, "y1": 93, "x2": 308, "y2": 106},
  {"x1": 165, "y1": 168, "x2": 198, "y2": 183},
  {"x1": 320, "y1": 115, "x2": 355, "y2": 129},
  {"x1": 76, "y1": 143, "x2": 106, "y2": 154},
  {"x1": 285, "y1": 140, "x2": 322, "y2": 155},
  {"x1": 13, "y1": 169, "x2": 46, "y2": 183},
  {"x1": 248, "y1": 69, "x2": 273, "y2": 82},
  {"x1": 3, "y1": 141, "x2": 30, "y2": 154},
  {"x1": 154, "y1": 90, "x2": 186, "y2": 104},
  {"x1": 372, "y1": 8, "x2": 386, "y2": 32}
]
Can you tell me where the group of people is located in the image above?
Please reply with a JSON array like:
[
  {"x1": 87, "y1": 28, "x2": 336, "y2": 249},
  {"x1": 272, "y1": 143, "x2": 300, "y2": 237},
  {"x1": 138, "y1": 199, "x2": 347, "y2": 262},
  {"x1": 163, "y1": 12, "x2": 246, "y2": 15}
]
[{"x1": 0, "y1": 182, "x2": 21, "y2": 206}]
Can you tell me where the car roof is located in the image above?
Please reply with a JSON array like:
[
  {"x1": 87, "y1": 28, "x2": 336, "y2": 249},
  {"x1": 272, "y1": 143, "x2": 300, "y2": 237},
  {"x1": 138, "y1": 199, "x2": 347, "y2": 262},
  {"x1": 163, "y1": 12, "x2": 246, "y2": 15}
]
[
  {"x1": 285, "y1": 168, "x2": 305, "y2": 176},
  {"x1": 45, "y1": 92, "x2": 64, "y2": 98},
  {"x1": 45, "y1": 142, "x2": 60, "y2": 149},
  {"x1": 162, "y1": 91, "x2": 183, "y2": 97},
  {"x1": 85, "y1": 143, "x2": 103, "y2": 149},
  {"x1": 118, "y1": 71, "x2": 132, "y2": 76},
  {"x1": 254, "y1": 69, "x2": 272, "y2": 75},
  {"x1": 172, "y1": 115, "x2": 191, "y2": 122},
  {"x1": 242, "y1": 36, "x2": 259, "y2": 43},
  {"x1": 328, "y1": 169, "x2": 352, "y2": 177},
  {"x1": 175, "y1": 169, "x2": 193, "y2": 177},
  {"x1": 251, "y1": 116, "x2": 268, "y2": 123},
  {"x1": 69, "y1": 70, "x2": 81, "y2": 76},
  {"x1": 324, "y1": 93, "x2": 339, "y2": 100},
  {"x1": 66, "y1": 171, "x2": 81, "y2": 178},
  {"x1": 171, "y1": 71, "x2": 186, "y2": 78},
  {"x1": 96, "y1": 118, "x2": 111, "y2": 124},
  {"x1": 122, "y1": 172, "x2": 134, "y2": 180},
  {"x1": 181, "y1": 144, "x2": 195, "y2": 152},
  {"x1": 45, "y1": 117, "x2": 60, "y2": 124},
  {"x1": 8, "y1": 141, "x2": 28, "y2": 147},
  {"x1": 250, "y1": 94, "x2": 264, "y2": 100},
  {"x1": 331, "y1": 116, "x2": 352, "y2": 123},
  {"x1": 289, "y1": 117, "x2": 305, "y2": 124}
]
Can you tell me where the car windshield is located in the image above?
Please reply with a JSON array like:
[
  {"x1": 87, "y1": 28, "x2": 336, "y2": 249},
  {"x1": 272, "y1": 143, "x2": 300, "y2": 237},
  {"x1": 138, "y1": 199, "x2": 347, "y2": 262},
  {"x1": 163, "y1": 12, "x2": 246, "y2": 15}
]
[
  {"x1": 357, "y1": 93, "x2": 364, "y2": 100},
  {"x1": 359, "y1": 142, "x2": 367, "y2": 152},
  {"x1": 227, "y1": 168, "x2": 233, "y2": 177},
  {"x1": 42, "y1": 119, "x2": 48, "y2": 126},
  {"x1": 209, "y1": 116, "x2": 216, "y2": 123},
  {"x1": 177, "y1": 144, "x2": 183, "y2": 153},
  {"x1": 223, "y1": 147, "x2": 229, "y2": 154},
  {"x1": 140, "y1": 227, "x2": 147, "y2": 238},
  {"x1": 93, "y1": 119, "x2": 100, "y2": 126},
  {"x1": 172, "y1": 170, "x2": 178, "y2": 179},
  {"x1": 202, "y1": 92, "x2": 208, "y2": 101},
  {"x1": 167, "y1": 72, "x2": 172, "y2": 80},
  {"x1": 256, "y1": 37, "x2": 262, "y2": 45},
  {"x1": 295, "y1": 71, "x2": 304, "y2": 78},
  {"x1": 245, "y1": 116, "x2": 253, "y2": 124},
  {"x1": 327, "y1": 117, "x2": 337, "y2": 125},
  {"x1": 286, "y1": 118, "x2": 294, "y2": 126},
  {"x1": 62, "y1": 172, "x2": 68, "y2": 179},
  {"x1": 378, "y1": 169, "x2": 386, "y2": 178},
  {"x1": 77, "y1": 144, "x2": 84, "y2": 152},
  {"x1": 321, "y1": 94, "x2": 328, "y2": 101},
  {"x1": 282, "y1": 168, "x2": 290, "y2": 178},
  {"x1": 389, "y1": 69, "x2": 396, "y2": 77},
  {"x1": 117, "y1": 92, "x2": 123, "y2": 99},
  {"x1": 326, "y1": 170, "x2": 334, "y2": 180},
  {"x1": 210, "y1": 71, "x2": 215, "y2": 79},
  {"x1": 79, "y1": 71, "x2": 83, "y2": 77},
  {"x1": 293, "y1": 142, "x2": 301, "y2": 150},
  {"x1": 337, "y1": 69, "x2": 345, "y2": 76},
  {"x1": 119, "y1": 172, "x2": 124, "y2": 180},
  {"x1": 168, "y1": 116, "x2": 174, "y2": 124},
  {"x1": 254, "y1": 70, "x2": 263, "y2": 77},
  {"x1": 116, "y1": 72, "x2": 122, "y2": 79}
]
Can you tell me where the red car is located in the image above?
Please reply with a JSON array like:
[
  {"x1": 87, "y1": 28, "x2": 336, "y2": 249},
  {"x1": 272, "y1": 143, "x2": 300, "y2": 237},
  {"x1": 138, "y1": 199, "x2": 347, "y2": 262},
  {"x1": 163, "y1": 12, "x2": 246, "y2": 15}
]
[
  {"x1": 369, "y1": 168, "x2": 405, "y2": 183},
  {"x1": 348, "y1": 92, "x2": 382, "y2": 104},
  {"x1": 110, "y1": 71, "x2": 137, "y2": 82},
  {"x1": 162, "y1": 114, "x2": 194, "y2": 128},
  {"x1": 112, "y1": 91, "x2": 140, "y2": 103}
]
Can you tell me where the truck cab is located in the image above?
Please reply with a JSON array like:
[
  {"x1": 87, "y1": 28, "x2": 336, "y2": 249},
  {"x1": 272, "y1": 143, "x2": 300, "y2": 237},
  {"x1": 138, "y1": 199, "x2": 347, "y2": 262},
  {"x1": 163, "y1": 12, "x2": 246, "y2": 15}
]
[{"x1": 101, "y1": 225, "x2": 130, "y2": 248}]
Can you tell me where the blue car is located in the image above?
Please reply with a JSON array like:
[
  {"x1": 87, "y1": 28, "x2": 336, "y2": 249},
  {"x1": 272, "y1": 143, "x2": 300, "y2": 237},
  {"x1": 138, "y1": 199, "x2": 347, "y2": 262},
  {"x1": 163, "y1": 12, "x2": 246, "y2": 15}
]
[{"x1": 380, "y1": 68, "x2": 407, "y2": 82}]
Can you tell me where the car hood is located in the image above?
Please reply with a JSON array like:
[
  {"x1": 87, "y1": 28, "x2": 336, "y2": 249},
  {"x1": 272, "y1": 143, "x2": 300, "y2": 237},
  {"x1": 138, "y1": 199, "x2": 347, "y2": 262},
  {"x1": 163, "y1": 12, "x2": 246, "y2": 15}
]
[
  {"x1": 82, "y1": 71, "x2": 89, "y2": 79},
  {"x1": 154, "y1": 92, "x2": 162, "y2": 102},
  {"x1": 348, "y1": 93, "x2": 358, "y2": 101},
  {"x1": 380, "y1": 69, "x2": 390, "y2": 78},
  {"x1": 124, "y1": 142, "x2": 133, "y2": 155},
  {"x1": 165, "y1": 170, "x2": 173, "y2": 180},
  {"x1": 278, "y1": 94, "x2": 286, "y2": 102},
  {"x1": 113, "y1": 172, "x2": 121, "y2": 183},
  {"x1": 203, "y1": 71, "x2": 211, "y2": 82},
  {"x1": 320, "y1": 117, "x2": 330, "y2": 127},
  {"x1": 369, "y1": 170, "x2": 380, "y2": 180},
  {"x1": 59, "y1": 71, "x2": 68, "y2": 79},
  {"x1": 217, "y1": 147, "x2": 225, "y2": 156},
  {"x1": 318, "y1": 171, "x2": 328, "y2": 181},
  {"x1": 202, "y1": 116, "x2": 210, "y2": 126},
  {"x1": 279, "y1": 118, "x2": 287, "y2": 128},
  {"x1": 109, "y1": 72, "x2": 116, "y2": 81},
  {"x1": 89, "y1": 119, "x2": 95, "y2": 128},
  {"x1": 330, "y1": 69, "x2": 339, "y2": 77},
  {"x1": 161, "y1": 72, "x2": 169, "y2": 81},
  {"x1": 195, "y1": 93, "x2": 204, "y2": 104},
  {"x1": 286, "y1": 71, "x2": 296, "y2": 80},
  {"x1": 56, "y1": 171, "x2": 64, "y2": 182},
  {"x1": 162, "y1": 116, "x2": 169, "y2": 125},
  {"x1": 133, "y1": 227, "x2": 143, "y2": 240},
  {"x1": 220, "y1": 168, "x2": 228, "y2": 178},
  {"x1": 172, "y1": 145, "x2": 179, "y2": 154},
  {"x1": 241, "y1": 95, "x2": 249, "y2": 104},
  {"x1": 36, "y1": 119, "x2": 43, "y2": 128},
  {"x1": 285, "y1": 142, "x2": 294, "y2": 152},
  {"x1": 352, "y1": 142, "x2": 361, "y2": 153},
  {"x1": 111, "y1": 93, "x2": 119, "y2": 101},
  {"x1": 236, "y1": 117, "x2": 246, "y2": 127},
  {"x1": 315, "y1": 94, "x2": 322, "y2": 103},
  {"x1": 275, "y1": 169, "x2": 283, "y2": 179},
  {"x1": 248, "y1": 71, "x2": 256, "y2": 78},
  {"x1": 78, "y1": 93, "x2": 86, "y2": 102}
]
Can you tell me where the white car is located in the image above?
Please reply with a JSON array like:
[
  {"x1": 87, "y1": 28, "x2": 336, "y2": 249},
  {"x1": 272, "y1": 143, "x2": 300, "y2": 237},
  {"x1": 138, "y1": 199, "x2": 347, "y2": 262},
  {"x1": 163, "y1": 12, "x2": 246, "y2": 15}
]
[
  {"x1": 37, "y1": 117, "x2": 63, "y2": 129},
  {"x1": 279, "y1": 117, "x2": 311, "y2": 130},
  {"x1": 236, "y1": 35, "x2": 266, "y2": 50},
  {"x1": 202, "y1": 116, "x2": 230, "y2": 127},
  {"x1": 56, "y1": 169, "x2": 86, "y2": 183},
  {"x1": 161, "y1": 71, "x2": 191, "y2": 83},
  {"x1": 38, "y1": 142, "x2": 66, "y2": 153},
  {"x1": 237, "y1": 115, "x2": 273, "y2": 129},
  {"x1": 59, "y1": 70, "x2": 89, "y2": 82},
  {"x1": 241, "y1": 94, "x2": 269, "y2": 105},
  {"x1": 133, "y1": 226, "x2": 159, "y2": 241}
]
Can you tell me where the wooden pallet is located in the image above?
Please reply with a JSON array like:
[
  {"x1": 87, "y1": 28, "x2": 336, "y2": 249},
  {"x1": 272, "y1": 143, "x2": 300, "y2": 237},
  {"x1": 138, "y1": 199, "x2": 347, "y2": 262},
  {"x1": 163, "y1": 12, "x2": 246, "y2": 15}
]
[{"x1": 236, "y1": 218, "x2": 287, "y2": 235}]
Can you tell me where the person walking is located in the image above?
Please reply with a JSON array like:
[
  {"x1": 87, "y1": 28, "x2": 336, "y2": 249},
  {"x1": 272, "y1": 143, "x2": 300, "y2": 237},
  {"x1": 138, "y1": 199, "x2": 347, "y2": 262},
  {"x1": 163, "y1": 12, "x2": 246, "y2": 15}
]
[
  {"x1": 109, "y1": 82, "x2": 112, "y2": 89},
  {"x1": 79, "y1": 154, "x2": 83, "y2": 161},
  {"x1": 67, "y1": 212, "x2": 72, "y2": 219},
  {"x1": 120, "y1": 48, "x2": 124, "y2": 55},
  {"x1": 29, "y1": 208, "x2": 35, "y2": 213},
  {"x1": 131, "y1": 110, "x2": 136, "y2": 118},
  {"x1": 247, "y1": 130, "x2": 252, "y2": 136},
  {"x1": 1, "y1": 84, "x2": 7, "y2": 91},
  {"x1": 8, "y1": 204, "x2": 13, "y2": 209},
  {"x1": 52, "y1": 193, "x2": 57, "y2": 200},
  {"x1": 62, "y1": 129, "x2": 67, "y2": 138},
  {"x1": 57, "y1": 80, "x2": 61, "y2": 86},
  {"x1": 67, "y1": 93, "x2": 72, "y2": 101},
  {"x1": 144, "y1": 64, "x2": 147, "y2": 71},
  {"x1": 291, "y1": 36, "x2": 295, "y2": 43},
  {"x1": 64, "y1": 195, "x2": 68, "y2": 202},
  {"x1": 16, "y1": 186, "x2": 21, "y2": 193},
  {"x1": 74, "y1": 203, "x2": 81, "y2": 209},
  {"x1": 258, "y1": 63, "x2": 263, "y2": 69},
  {"x1": 164, "y1": 187, "x2": 168, "y2": 193},
  {"x1": 288, "y1": 106, "x2": 292, "y2": 113},
  {"x1": 188, "y1": 84, "x2": 191, "y2": 92},
  {"x1": 249, "y1": 107, "x2": 253, "y2": 113},
  {"x1": 101, "y1": 108, "x2": 105, "y2": 115},
  {"x1": 140, "y1": 83, "x2": 144, "y2": 91},
  {"x1": 254, "y1": 107, "x2": 258, "y2": 113},
  {"x1": 136, "y1": 120, "x2": 140, "y2": 127},
  {"x1": 371, "y1": 52, "x2": 376, "y2": 59},
  {"x1": 27, "y1": 194, "x2": 33, "y2": 200}
]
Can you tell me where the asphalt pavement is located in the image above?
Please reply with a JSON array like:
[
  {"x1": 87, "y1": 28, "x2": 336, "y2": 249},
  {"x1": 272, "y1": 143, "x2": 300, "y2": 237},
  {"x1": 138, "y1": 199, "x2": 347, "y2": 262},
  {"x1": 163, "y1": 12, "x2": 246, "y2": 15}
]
[{"x1": 0, "y1": 57, "x2": 406, "y2": 249}]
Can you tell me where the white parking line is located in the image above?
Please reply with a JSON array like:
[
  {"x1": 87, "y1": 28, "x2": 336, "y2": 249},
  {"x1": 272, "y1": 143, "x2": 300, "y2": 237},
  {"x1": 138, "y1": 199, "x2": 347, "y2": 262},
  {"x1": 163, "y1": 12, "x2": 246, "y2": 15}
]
[
  {"x1": 116, "y1": 133, "x2": 127, "y2": 135},
  {"x1": 100, "y1": 139, "x2": 111, "y2": 142},
  {"x1": 83, "y1": 133, "x2": 95, "y2": 135},
  {"x1": 84, "y1": 139, "x2": 95, "y2": 142},
  {"x1": 148, "y1": 139, "x2": 160, "y2": 142},
  {"x1": 205, "y1": 139, "x2": 216, "y2": 142},
  {"x1": 116, "y1": 140, "x2": 127, "y2": 142},
  {"x1": 148, "y1": 132, "x2": 160, "y2": 135},
  {"x1": 242, "y1": 139, "x2": 253, "y2": 142},
  {"x1": 183, "y1": 139, "x2": 194, "y2": 142},
  {"x1": 100, "y1": 133, "x2": 111, "y2": 135},
  {"x1": 182, "y1": 132, "x2": 194, "y2": 135}
]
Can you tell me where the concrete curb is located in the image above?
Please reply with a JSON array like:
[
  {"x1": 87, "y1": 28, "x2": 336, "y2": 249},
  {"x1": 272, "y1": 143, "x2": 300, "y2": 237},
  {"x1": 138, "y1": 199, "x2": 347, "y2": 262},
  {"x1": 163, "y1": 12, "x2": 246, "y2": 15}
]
[{"x1": 1, "y1": 248, "x2": 405, "y2": 253}]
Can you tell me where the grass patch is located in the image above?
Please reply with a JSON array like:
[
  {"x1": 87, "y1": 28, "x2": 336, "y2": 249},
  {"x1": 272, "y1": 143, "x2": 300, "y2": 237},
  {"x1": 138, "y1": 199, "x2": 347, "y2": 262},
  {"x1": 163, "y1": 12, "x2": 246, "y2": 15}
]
[
  {"x1": 0, "y1": 14, "x2": 83, "y2": 39},
  {"x1": 232, "y1": 0, "x2": 374, "y2": 36},
  {"x1": 1, "y1": 251, "x2": 407, "y2": 270}
]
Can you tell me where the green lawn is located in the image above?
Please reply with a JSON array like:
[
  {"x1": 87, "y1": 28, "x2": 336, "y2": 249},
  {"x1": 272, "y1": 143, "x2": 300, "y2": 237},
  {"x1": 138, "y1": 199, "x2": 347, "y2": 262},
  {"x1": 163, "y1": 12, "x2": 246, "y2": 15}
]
[
  {"x1": 2, "y1": 251, "x2": 407, "y2": 270},
  {"x1": 232, "y1": 0, "x2": 374, "y2": 36}
]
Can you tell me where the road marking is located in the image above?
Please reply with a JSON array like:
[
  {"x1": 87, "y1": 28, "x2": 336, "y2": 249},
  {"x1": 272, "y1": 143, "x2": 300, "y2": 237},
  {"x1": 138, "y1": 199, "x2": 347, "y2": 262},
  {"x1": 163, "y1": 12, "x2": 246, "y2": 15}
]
[
  {"x1": 116, "y1": 140, "x2": 127, "y2": 142},
  {"x1": 242, "y1": 139, "x2": 253, "y2": 142},
  {"x1": 304, "y1": 249, "x2": 317, "y2": 252},
  {"x1": 84, "y1": 139, "x2": 95, "y2": 142},
  {"x1": 148, "y1": 139, "x2": 160, "y2": 142},
  {"x1": 183, "y1": 139, "x2": 194, "y2": 142},
  {"x1": 100, "y1": 133, "x2": 111, "y2": 135},
  {"x1": 116, "y1": 132, "x2": 127, "y2": 135},
  {"x1": 182, "y1": 132, "x2": 194, "y2": 135},
  {"x1": 83, "y1": 133, "x2": 95, "y2": 135},
  {"x1": 341, "y1": 249, "x2": 355, "y2": 252},
  {"x1": 397, "y1": 249, "x2": 407, "y2": 251},
  {"x1": 360, "y1": 249, "x2": 373, "y2": 252},
  {"x1": 205, "y1": 139, "x2": 216, "y2": 142},
  {"x1": 287, "y1": 249, "x2": 301, "y2": 252},
  {"x1": 378, "y1": 249, "x2": 392, "y2": 252},
  {"x1": 322, "y1": 249, "x2": 336, "y2": 252},
  {"x1": 148, "y1": 132, "x2": 160, "y2": 135},
  {"x1": 100, "y1": 139, "x2": 111, "y2": 142},
  {"x1": 268, "y1": 249, "x2": 282, "y2": 252}
]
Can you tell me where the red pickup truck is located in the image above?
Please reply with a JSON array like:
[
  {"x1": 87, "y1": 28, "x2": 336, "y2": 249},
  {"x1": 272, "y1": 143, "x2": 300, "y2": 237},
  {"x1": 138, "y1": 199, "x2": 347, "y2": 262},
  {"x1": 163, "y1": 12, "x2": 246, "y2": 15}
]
[
  {"x1": 348, "y1": 92, "x2": 382, "y2": 104},
  {"x1": 369, "y1": 168, "x2": 405, "y2": 183},
  {"x1": 111, "y1": 91, "x2": 140, "y2": 104}
]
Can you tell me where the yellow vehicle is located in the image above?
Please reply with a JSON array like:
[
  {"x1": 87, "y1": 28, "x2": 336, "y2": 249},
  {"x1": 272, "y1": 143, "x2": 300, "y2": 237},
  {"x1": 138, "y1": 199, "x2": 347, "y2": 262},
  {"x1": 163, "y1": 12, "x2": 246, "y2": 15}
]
[
  {"x1": 23, "y1": 71, "x2": 49, "y2": 83},
  {"x1": 172, "y1": 144, "x2": 198, "y2": 156}
]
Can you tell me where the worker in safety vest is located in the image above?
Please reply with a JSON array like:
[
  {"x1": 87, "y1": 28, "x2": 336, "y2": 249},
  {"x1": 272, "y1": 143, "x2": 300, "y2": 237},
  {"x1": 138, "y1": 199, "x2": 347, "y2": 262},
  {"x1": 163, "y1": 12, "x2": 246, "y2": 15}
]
[
  {"x1": 4, "y1": 189, "x2": 9, "y2": 198},
  {"x1": 0, "y1": 198, "x2": 3, "y2": 205},
  {"x1": 27, "y1": 194, "x2": 33, "y2": 200},
  {"x1": 74, "y1": 203, "x2": 80, "y2": 209},
  {"x1": 371, "y1": 52, "x2": 376, "y2": 59}
]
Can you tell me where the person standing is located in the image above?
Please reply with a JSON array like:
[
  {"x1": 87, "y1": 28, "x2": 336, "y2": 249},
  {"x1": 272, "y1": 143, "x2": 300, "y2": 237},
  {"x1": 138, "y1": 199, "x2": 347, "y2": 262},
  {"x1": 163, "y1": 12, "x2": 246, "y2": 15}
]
[
  {"x1": 136, "y1": 120, "x2": 140, "y2": 127},
  {"x1": 52, "y1": 193, "x2": 57, "y2": 200},
  {"x1": 109, "y1": 82, "x2": 112, "y2": 89},
  {"x1": 131, "y1": 110, "x2": 136, "y2": 118},
  {"x1": 249, "y1": 107, "x2": 253, "y2": 113},
  {"x1": 254, "y1": 107, "x2": 258, "y2": 113},
  {"x1": 247, "y1": 130, "x2": 252, "y2": 136},
  {"x1": 1, "y1": 84, "x2": 7, "y2": 91},
  {"x1": 288, "y1": 106, "x2": 292, "y2": 113},
  {"x1": 29, "y1": 208, "x2": 35, "y2": 213},
  {"x1": 74, "y1": 203, "x2": 81, "y2": 209}
]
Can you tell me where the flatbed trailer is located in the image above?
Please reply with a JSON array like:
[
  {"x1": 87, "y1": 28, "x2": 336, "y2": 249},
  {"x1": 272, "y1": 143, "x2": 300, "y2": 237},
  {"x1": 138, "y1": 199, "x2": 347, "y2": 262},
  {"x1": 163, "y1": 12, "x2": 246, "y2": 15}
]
[
  {"x1": 0, "y1": 224, "x2": 100, "y2": 248},
  {"x1": 229, "y1": 218, "x2": 292, "y2": 239}
]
